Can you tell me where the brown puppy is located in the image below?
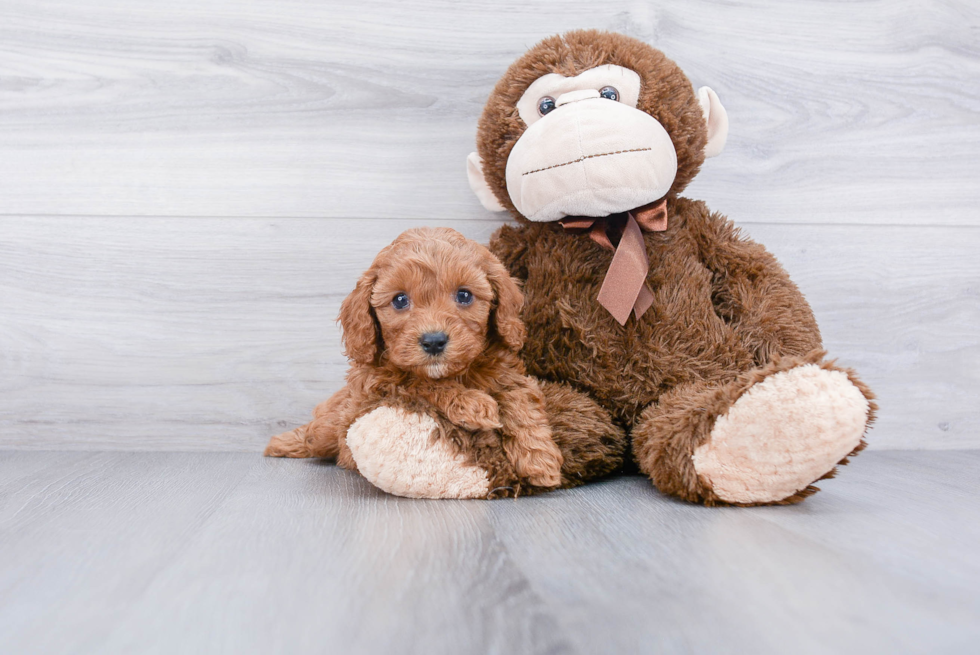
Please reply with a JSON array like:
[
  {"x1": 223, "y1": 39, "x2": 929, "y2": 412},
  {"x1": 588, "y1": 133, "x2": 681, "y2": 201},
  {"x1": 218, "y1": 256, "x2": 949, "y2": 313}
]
[{"x1": 265, "y1": 227, "x2": 565, "y2": 497}]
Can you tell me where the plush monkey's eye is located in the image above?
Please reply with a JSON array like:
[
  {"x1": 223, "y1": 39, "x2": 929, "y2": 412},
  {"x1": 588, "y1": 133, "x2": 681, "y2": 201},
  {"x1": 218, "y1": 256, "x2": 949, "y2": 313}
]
[
  {"x1": 599, "y1": 86, "x2": 619, "y2": 101},
  {"x1": 537, "y1": 96, "x2": 556, "y2": 116},
  {"x1": 455, "y1": 289, "x2": 474, "y2": 306},
  {"x1": 391, "y1": 293, "x2": 410, "y2": 310}
]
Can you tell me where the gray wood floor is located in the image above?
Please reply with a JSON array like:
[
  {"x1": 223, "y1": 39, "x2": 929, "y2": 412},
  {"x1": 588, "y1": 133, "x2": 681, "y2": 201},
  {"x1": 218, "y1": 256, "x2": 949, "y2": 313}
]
[{"x1": 2, "y1": 449, "x2": 978, "y2": 654}]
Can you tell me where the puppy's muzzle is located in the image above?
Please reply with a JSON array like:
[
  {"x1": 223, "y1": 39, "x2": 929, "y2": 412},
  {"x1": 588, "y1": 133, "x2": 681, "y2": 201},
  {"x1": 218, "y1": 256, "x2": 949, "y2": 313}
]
[{"x1": 420, "y1": 331, "x2": 449, "y2": 355}]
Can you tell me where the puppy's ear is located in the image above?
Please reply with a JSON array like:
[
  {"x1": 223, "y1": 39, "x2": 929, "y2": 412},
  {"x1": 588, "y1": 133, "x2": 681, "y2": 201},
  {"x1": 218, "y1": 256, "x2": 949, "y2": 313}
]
[
  {"x1": 483, "y1": 250, "x2": 526, "y2": 352},
  {"x1": 338, "y1": 270, "x2": 382, "y2": 365}
]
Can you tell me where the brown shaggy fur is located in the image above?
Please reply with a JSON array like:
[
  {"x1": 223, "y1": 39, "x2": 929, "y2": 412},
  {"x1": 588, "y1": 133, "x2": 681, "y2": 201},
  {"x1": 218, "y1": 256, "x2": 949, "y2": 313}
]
[
  {"x1": 265, "y1": 227, "x2": 626, "y2": 497},
  {"x1": 480, "y1": 31, "x2": 877, "y2": 504}
]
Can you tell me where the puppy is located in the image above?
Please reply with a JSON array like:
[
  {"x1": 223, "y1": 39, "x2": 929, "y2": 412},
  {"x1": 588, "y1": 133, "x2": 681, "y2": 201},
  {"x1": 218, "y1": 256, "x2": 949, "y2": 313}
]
[{"x1": 265, "y1": 227, "x2": 564, "y2": 495}]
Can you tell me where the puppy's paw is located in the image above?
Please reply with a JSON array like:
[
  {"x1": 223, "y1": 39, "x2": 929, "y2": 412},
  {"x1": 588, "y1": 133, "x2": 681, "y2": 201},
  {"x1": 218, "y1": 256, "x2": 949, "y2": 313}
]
[
  {"x1": 446, "y1": 390, "x2": 502, "y2": 431},
  {"x1": 507, "y1": 430, "x2": 564, "y2": 488},
  {"x1": 525, "y1": 462, "x2": 562, "y2": 488}
]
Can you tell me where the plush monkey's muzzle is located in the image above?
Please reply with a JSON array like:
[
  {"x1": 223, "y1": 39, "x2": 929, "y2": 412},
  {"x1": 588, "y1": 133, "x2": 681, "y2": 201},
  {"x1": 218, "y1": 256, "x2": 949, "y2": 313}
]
[{"x1": 505, "y1": 98, "x2": 678, "y2": 222}]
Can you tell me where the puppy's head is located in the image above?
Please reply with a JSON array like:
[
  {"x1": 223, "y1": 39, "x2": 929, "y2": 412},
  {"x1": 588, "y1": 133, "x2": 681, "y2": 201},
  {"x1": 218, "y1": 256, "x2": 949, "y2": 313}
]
[{"x1": 338, "y1": 227, "x2": 524, "y2": 379}]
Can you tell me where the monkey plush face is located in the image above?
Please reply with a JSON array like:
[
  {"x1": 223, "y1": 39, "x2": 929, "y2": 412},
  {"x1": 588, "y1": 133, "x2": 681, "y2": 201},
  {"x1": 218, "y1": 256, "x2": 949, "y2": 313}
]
[{"x1": 467, "y1": 30, "x2": 729, "y2": 221}]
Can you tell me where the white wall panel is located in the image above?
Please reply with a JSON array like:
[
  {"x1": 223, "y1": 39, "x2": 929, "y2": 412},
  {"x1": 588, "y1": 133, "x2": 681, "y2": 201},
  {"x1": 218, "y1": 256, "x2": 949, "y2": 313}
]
[
  {"x1": 1, "y1": 216, "x2": 975, "y2": 451},
  {"x1": 0, "y1": 0, "x2": 976, "y2": 223}
]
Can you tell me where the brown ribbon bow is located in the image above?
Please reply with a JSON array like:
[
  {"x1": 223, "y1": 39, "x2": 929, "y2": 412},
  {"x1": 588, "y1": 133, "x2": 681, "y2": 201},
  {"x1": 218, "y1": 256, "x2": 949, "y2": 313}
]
[{"x1": 558, "y1": 198, "x2": 668, "y2": 326}]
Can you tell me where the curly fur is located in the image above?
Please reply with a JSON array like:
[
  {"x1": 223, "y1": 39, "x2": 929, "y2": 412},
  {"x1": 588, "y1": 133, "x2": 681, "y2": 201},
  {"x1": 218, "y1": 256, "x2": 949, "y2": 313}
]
[{"x1": 266, "y1": 228, "x2": 627, "y2": 496}]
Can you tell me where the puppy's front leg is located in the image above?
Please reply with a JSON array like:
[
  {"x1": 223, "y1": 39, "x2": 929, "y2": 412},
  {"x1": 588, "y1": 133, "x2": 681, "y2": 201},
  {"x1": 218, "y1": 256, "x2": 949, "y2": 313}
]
[
  {"x1": 497, "y1": 382, "x2": 563, "y2": 488},
  {"x1": 439, "y1": 388, "x2": 503, "y2": 431}
]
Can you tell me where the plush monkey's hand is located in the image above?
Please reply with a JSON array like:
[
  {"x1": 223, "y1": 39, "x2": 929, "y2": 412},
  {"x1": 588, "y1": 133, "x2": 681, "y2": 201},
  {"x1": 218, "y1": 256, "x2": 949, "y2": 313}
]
[{"x1": 346, "y1": 406, "x2": 493, "y2": 499}]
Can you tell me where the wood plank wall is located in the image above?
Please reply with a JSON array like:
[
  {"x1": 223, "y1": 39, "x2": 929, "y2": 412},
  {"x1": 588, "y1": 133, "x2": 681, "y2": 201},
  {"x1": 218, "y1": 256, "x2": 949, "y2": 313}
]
[{"x1": 1, "y1": 0, "x2": 977, "y2": 451}]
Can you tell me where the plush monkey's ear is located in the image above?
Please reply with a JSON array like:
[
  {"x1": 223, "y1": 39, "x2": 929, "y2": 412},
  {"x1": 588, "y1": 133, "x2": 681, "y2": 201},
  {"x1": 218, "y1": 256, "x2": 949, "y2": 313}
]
[
  {"x1": 482, "y1": 250, "x2": 526, "y2": 352},
  {"x1": 466, "y1": 152, "x2": 507, "y2": 212},
  {"x1": 338, "y1": 271, "x2": 382, "y2": 365},
  {"x1": 698, "y1": 86, "x2": 729, "y2": 158}
]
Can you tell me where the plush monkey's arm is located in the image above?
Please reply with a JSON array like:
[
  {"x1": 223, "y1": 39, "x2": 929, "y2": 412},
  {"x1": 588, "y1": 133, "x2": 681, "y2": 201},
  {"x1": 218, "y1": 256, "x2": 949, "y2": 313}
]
[{"x1": 686, "y1": 200, "x2": 822, "y2": 364}]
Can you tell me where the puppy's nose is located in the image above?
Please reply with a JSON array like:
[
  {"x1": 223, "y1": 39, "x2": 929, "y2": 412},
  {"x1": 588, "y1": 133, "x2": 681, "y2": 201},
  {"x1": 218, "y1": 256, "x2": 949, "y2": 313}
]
[{"x1": 420, "y1": 331, "x2": 449, "y2": 355}]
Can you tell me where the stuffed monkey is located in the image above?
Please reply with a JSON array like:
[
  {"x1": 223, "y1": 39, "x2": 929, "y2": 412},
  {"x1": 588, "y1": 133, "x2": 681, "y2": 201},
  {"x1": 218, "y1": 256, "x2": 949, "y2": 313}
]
[{"x1": 467, "y1": 30, "x2": 875, "y2": 505}]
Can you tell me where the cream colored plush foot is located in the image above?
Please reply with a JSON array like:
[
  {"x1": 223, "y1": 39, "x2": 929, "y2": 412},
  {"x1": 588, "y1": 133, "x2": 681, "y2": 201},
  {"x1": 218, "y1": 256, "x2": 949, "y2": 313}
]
[
  {"x1": 346, "y1": 407, "x2": 490, "y2": 499},
  {"x1": 692, "y1": 365, "x2": 870, "y2": 504}
]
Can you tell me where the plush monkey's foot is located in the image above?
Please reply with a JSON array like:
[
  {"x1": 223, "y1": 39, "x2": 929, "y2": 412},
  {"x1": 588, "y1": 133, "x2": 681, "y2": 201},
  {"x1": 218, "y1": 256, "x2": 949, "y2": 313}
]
[
  {"x1": 691, "y1": 364, "x2": 870, "y2": 504},
  {"x1": 346, "y1": 407, "x2": 491, "y2": 499},
  {"x1": 632, "y1": 354, "x2": 876, "y2": 506}
]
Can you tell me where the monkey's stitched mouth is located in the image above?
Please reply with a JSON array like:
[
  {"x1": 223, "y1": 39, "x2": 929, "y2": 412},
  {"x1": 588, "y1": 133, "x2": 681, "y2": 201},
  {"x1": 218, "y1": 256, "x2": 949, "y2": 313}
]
[{"x1": 522, "y1": 147, "x2": 654, "y2": 176}]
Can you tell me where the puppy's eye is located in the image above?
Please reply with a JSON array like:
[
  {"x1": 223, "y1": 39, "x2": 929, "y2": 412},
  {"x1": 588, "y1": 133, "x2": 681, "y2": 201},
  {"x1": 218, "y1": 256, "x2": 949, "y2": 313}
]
[
  {"x1": 537, "y1": 96, "x2": 556, "y2": 116},
  {"x1": 455, "y1": 289, "x2": 474, "y2": 306},
  {"x1": 599, "y1": 86, "x2": 619, "y2": 101},
  {"x1": 391, "y1": 293, "x2": 410, "y2": 310}
]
